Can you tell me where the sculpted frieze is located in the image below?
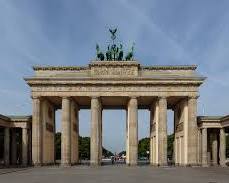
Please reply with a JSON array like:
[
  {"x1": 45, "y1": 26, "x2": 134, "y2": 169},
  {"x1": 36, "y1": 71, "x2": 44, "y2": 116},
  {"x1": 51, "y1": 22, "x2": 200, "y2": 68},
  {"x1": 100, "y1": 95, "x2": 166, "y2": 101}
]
[
  {"x1": 91, "y1": 66, "x2": 138, "y2": 76},
  {"x1": 32, "y1": 85, "x2": 197, "y2": 93}
]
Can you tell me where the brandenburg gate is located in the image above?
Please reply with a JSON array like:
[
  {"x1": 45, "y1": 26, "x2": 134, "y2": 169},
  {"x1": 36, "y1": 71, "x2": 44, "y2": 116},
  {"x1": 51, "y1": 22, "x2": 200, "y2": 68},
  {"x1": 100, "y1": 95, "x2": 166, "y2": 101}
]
[
  {"x1": 19, "y1": 29, "x2": 227, "y2": 167},
  {"x1": 25, "y1": 60, "x2": 205, "y2": 166},
  {"x1": 0, "y1": 30, "x2": 227, "y2": 168}
]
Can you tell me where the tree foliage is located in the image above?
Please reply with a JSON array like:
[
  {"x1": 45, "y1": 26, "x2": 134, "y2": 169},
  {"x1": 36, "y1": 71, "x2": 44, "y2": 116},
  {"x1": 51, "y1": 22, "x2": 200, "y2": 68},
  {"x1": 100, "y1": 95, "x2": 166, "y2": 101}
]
[
  {"x1": 137, "y1": 134, "x2": 174, "y2": 159},
  {"x1": 138, "y1": 137, "x2": 150, "y2": 157},
  {"x1": 79, "y1": 136, "x2": 90, "y2": 160},
  {"x1": 167, "y1": 134, "x2": 174, "y2": 160}
]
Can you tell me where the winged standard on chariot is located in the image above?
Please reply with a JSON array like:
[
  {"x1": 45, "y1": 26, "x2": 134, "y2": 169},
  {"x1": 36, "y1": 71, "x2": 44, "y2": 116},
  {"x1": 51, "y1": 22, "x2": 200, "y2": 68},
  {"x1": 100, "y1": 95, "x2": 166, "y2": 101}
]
[{"x1": 96, "y1": 28, "x2": 135, "y2": 61}]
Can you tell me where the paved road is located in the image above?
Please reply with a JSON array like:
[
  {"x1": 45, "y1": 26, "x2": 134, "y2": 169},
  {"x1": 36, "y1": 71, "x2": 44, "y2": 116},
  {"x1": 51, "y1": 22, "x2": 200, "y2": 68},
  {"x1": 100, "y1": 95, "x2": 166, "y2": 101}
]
[{"x1": 0, "y1": 166, "x2": 228, "y2": 183}]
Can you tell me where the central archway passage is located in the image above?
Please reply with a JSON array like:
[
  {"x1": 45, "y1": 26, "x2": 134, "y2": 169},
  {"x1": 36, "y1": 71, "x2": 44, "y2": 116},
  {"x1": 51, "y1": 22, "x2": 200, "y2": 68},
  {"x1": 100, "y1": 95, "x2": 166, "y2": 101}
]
[{"x1": 102, "y1": 109, "x2": 126, "y2": 165}]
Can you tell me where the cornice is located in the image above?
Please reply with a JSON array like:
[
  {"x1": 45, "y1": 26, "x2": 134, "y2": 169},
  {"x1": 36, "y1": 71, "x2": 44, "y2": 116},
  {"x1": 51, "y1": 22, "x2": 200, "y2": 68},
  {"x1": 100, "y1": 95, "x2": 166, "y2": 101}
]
[
  {"x1": 0, "y1": 114, "x2": 32, "y2": 123},
  {"x1": 33, "y1": 66, "x2": 88, "y2": 71},
  {"x1": 25, "y1": 76, "x2": 205, "y2": 81},
  {"x1": 220, "y1": 115, "x2": 229, "y2": 122},
  {"x1": 89, "y1": 60, "x2": 140, "y2": 67},
  {"x1": 7, "y1": 115, "x2": 32, "y2": 122},
  {"x1": 24, "y1": 78, "x2": 204, "y2": 87},
  {"x1": 33, "y1": 64, "x2": 199, "y2": 72},
  {"x1": 0, "y1": 114, "x2": 11, "y2": 121},
  {"x1": 142, "y1": 65, "x2": 197, "y2": 70}
]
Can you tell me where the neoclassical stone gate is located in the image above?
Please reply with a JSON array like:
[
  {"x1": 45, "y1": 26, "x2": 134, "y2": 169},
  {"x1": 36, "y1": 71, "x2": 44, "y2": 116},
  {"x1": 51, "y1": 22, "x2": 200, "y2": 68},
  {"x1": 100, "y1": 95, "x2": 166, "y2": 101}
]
[{"x1": 25, "y1": 60, "x2": 206, "y2": 166}]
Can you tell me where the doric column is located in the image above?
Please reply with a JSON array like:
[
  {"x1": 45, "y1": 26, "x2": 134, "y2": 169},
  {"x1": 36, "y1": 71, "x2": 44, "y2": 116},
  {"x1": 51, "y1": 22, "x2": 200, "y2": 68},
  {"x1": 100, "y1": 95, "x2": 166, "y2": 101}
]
[
  {"x1": 126, "y1": 109, "x2": 129, "y2": 164},
  {"x1": 61, "y1": 97, "x2": 71, "y2": 166},
  {"x1": 75, "y1": 103, "x2": 79, "y2": 164},
  {"x1": 22, "y1": 128, "x2": 28, "y2": 166},
  {"x1": 11, "y1": 129, "x2": 17, "y2": 165},
  {"x1": 32, "y1": 96, "x2": 42, "y2": 166},
  {"x1": 201, "y1": 128, "x2": 208, "y2": 167},
  {"x1": 99, "y1": 104, "x2": 102, "y2": 164},
  {"x1": 149, "y1": 104, "x2": 155, "y2": 165},
  {"x1": 211, "y1": 132, "x2": 218, "y2": 166},
  {"x1": 197, "y1": 128, "x2": 202, "y2": 165},
  {"x1": 219, "y1": 128, "x2": 226, "y2": 167},
  {"x1": 187, "y1": 96, "x2": 198, "y2": 165},
  {"x1": 28, "y1": 129, "x2": 32, "y2": 165},
  {"x1": 4, "y1": 128, "x2": 10, "y2": 166},
  {"x1": 158, "y1": 97, "x2": 167, "y2": 166},
  {"x1": 70, "y1": 101, "x2": 79, "y2": 165},
  {"x1": 90, "y1": 97, "x2": 102, "y2": 166},
  {"x1": 127, "y1": 97, "x2": 138, "y2": 165}
]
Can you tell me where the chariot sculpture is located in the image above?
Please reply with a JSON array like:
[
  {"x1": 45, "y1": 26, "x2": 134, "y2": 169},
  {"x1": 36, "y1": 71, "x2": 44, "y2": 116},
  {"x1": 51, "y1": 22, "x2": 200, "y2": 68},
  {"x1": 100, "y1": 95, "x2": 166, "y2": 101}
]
[{"x1": 96, "y1": 28, "x2": 135, "y2": 61}]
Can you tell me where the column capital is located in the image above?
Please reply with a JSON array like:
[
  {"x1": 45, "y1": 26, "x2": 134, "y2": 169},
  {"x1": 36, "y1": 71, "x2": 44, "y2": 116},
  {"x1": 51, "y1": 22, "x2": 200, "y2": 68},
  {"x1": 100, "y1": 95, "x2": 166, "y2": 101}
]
[
  {"x1": 188, "y1": 95, "x2": 199, "y2": 100},
  {"x1": 62, "y1": 96, "x2": 71, "y2": 100},
  {"x1": 128, "y1": 97, "x2": 138, "y2": 107},
  {"x1": 158, "y1": 96, "x2": 167, "y2": 100},
  {"x1": 129, "y1": 96, "x2": 138, "y2": 99},
  {"x1": 91, "y1": 96, "x2": 101, "y2": 99},
  {"x1": 91, "y1": 96, "x2": 102, "y2": 106},
  {"x1": 201, "y1": 127, "x2": 207, "y2": 130},
  {"x1": 31, "y1": 96, "x2": 41, "y2": 100}
]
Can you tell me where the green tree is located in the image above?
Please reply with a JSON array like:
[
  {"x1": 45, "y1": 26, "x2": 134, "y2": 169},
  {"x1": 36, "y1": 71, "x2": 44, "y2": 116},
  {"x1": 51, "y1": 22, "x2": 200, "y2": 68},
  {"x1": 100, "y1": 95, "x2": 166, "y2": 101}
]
[
  {"x1": 167, "y1": 134, "x2": 174, "y2": 160},
  {"x1": 103, "y1": 148, "x2": 114, "y2": 157},
  {"x1": 79, "y1": 136, "x2": 90, "y2": 160},
  {"x1": 137, "y1": 134, "x2": 174, "y2": 159},
  {"x1": 118, "y1": 151, "x2": 126, "y2": 157},
  {"x1": 138, "y1": 137, "x2": 150, "y2": 157}
]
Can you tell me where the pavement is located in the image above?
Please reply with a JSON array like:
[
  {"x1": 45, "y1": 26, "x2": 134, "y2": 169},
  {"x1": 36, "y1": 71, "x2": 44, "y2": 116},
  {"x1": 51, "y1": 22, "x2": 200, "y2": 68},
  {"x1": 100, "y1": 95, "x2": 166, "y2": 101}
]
[{"x1": 0, "y1": 165, "x2": 228, "y2": 183}]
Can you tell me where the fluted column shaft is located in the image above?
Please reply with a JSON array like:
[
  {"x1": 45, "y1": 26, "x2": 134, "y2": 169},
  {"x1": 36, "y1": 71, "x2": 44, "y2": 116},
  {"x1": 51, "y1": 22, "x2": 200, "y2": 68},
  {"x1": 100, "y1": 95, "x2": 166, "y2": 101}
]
[
  {"x1": 4, "y1": 128, "x2": 10, "y2": 166},
  {"x1": 201, "y1": 128, "x2": 208, "y2": 167},
  {"x1": 22, "y1": 128, "x2": 28, "y2": 166},
  {"x1": 127, "y1": 97, "x2": 138, "y2": 166},
  {"x1": 158, "y1": 97, "x2": 167, "y2": 166},
  {"x1": 75, "y1": 104, "x2": 79, "y2": 164},
  {"x1": 32, "y1": 97, "x2": 42, "y2": 166},
  {"x1": 219, "y1": 128, "x2": 226, "y2": 167},
  {"x1": 187, "y1": 96, "x2": 198, "y2": 165},
  {"x1": 90, "y1": 97, "x2": 102, "y2": 166},
  {"x1": 149, "y1": 104, "x2": 155, "y2": 165},
  {"x1": 61, "y1": 97, "x2": 71, "y2": 166}
]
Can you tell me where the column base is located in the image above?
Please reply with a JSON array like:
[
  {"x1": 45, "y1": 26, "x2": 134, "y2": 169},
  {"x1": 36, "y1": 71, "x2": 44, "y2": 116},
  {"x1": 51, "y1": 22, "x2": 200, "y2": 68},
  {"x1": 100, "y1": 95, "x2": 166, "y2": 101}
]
[
  {"x1": 211, "y1": 163, "x2": 219, "y2": 167},
  {"x1": 61, "y1": 163, "x2": 72, "y2": 167},
  {"x1": 202, "y1": 164, "x2": 209, "y2": 167},
  {"x1": 220, "y1": 163, "x2": 227, "y2": 167},
  {"x1": 127, "y1": 162, "x2": 138, "y2": 166},
  {"x1": 33, "y1": 163, "x2": 43, "y2": 167},
  {"x1": 90, "y1": 161, "x2": 101, "y2": 166},
  {"x1": 183, "y1": 163, "x2": 200, "y2": 167},
  {"x1": 151, "y1": 163, "x2": 168, "y2": 167},
  {"x1": 22, "y1": 162, "x2": 28, "y2": 167}
]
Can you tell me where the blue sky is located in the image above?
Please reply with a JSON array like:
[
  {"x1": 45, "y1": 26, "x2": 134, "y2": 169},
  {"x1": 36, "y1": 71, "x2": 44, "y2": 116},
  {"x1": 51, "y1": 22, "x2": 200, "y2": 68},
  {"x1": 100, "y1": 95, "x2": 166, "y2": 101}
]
[{"x1": 0, "y1": 0, "x2": 229, "y2": 153}]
